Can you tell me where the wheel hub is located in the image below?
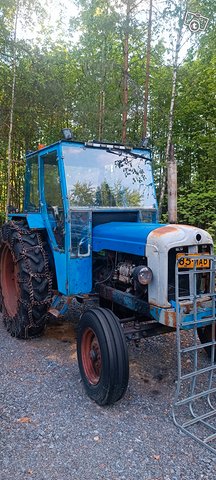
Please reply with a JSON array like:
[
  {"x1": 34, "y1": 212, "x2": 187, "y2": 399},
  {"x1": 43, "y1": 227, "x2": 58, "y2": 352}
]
[
  {"x1": 0, "y1": 244, "x2": 19, "y2": 317},
  {"x1": 90, "y1": 349, "x2": 97, "y2": 362},
  {"x1": 81, "y1": 328, "x2": 102, "y2": 385}
]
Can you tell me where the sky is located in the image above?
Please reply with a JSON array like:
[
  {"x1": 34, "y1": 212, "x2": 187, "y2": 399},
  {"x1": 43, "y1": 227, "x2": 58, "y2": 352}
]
[
  {"x1": 17, "y1": 0, "x2": 166, "y2": 43},
  {"x1": 17, "y1": 0, "x2": 79, "y2": 43},
  {"x1": 16, "y1": 0, "x2": 197, "y2": 64}
]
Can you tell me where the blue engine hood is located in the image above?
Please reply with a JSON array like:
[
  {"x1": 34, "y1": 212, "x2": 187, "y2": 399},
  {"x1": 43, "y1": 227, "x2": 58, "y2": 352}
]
[{"x1": 93, "y1": 222, "x2": 166, "y2": 256}]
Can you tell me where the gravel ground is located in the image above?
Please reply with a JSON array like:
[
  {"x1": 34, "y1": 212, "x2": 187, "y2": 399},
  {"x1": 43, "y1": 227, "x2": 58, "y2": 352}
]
[{"x1": 0, "y1": 313, "x2": 215, "y2": 480}]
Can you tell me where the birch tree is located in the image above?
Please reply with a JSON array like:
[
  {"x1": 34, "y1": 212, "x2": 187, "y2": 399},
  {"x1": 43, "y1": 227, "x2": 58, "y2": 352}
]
[
  {"x1": 120, "y1": 0, "x2": 147, "y2": 144},
  {"x1": 158, "y1": 0, "x2": 186, "y2": 221}
]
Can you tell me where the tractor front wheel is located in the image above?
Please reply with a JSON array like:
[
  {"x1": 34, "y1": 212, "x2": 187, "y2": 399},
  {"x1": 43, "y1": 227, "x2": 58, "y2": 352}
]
[
  {"x1": 0, "y1": 221, "x2": 52, "y2": 338},
  {"x1": 77, "y1": 307, "x2": 129, "y2": 405}
]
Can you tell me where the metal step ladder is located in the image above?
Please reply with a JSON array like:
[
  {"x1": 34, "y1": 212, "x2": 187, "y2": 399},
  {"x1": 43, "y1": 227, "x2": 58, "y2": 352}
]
[{"x1": 172, "y1": 254, "x2": 216, "y2": 454}]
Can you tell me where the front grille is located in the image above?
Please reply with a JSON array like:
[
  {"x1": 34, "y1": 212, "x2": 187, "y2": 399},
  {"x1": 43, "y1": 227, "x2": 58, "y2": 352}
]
[
  {"x1": 168, "y1": 246, "x2": 211, "y2": 302},
  {"x1": 168, "y1": 247, "x2": 189, "y2": 301}
]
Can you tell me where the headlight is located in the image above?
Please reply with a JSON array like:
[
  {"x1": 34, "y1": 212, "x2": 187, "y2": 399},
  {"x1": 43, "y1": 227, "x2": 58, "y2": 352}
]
[{"x1": 133, "y1": 266, "x2": 153, "y2": 285}]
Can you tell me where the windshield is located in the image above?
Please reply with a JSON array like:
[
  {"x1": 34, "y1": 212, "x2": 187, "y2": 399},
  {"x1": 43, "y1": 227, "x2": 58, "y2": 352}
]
[{"x1": 62, "y1": 145, "x2": 156, "y2": 209}]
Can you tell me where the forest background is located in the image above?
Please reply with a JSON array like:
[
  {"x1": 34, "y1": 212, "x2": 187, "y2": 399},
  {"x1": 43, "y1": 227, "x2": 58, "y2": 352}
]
[{"x1": 0, "y1": 0, "x2": 215, "y2": 239}]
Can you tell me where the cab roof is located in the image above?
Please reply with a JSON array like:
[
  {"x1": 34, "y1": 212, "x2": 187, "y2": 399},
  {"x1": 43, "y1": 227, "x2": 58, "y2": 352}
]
[{"x1": 26, "y1": 140, "x2": 151, "y2": 159}]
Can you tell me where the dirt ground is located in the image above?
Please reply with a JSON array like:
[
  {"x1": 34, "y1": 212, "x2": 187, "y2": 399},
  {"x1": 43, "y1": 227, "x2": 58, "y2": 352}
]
[{"x1": 0, "y1": 315, "x2": 216, "y2": 479}]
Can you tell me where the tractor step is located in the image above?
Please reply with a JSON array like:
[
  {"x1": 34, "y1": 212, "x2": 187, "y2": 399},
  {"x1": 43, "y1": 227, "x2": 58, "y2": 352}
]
[
  {"x1": 48, "y1": 308, "x2": 61, "y2": 318},
  {"x1": 48, "y1": 294, "x2": 72, "y2": 317},
  {"x1": 172, "y1": 254, "x2": 216, "y2": 454},
  {"x1": 48, "y1": 293, "x2": 99, "y2": 318}
]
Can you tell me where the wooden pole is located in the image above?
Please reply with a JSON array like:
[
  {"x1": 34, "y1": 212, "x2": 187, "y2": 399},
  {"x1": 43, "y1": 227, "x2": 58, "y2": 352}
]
[
  {"x1": 158, "y1": 19, "x2": 183, "y2": 219},
  {"x1": 168, "y1": 143, "x2": 177, "y2": 223}
]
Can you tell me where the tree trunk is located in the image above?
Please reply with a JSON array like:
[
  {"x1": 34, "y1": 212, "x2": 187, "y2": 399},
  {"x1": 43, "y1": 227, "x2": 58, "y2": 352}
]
[
  {"x1": 167, "y1": 143, "x2": 177, "y2": 223},
  {"x1": 98, "y1": 35, "x2": 107, "y2": 142},
  {"x1": 122, "y1": 2, "x2": 130, "y2": 144},
  {"x1": 158, "y1": 21, "x2": 183, "y2": 219},
  {"x1": 6, "y1": 0, "x2": 20, "y2": 219},
  {"x1": 143, "y1": 0, "x2": 153, "y2": 140},
  {"x1": 98, "y1": 90, "x2": 105, "y2": 141}
]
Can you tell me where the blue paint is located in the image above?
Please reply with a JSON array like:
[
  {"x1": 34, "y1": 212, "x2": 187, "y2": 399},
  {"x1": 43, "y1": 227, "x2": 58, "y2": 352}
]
[
  {"x1": 8, "y1": 213, "x2": 45, "y2": 229},
  {"x1": 27, "y1": 213, "x2": 45, "y2": 229},
  {"x1": 8, "y1": 213, "x2": 27, "y2": 221},
  {"x1": 37, "y1": 143, "x2": 92, "y2": 295},
  {"x1": 36, "y1": 146, "x2": 65, "y2": 293},
  {"x1": 150, "y1": 305, "x2": 214, "y2": 330},
  {"x1": 180, "y1": 308, "x2": 215, "y2": 330},
  {"x1": 93, "y1": 222, "x2": 165, "y2": 255},
  {"x1": 68, "y1": 256, "x2": 92, "y2": 294},
  {"x1": 52, "y1": 250, "x2": 68, "y2": 294},
  {"x1": 51, "y1": 295, "x2": 62, "y2": 308},
  {"x1": 20, "y1": 142, "x2": 160, "y2": 295},
  {"x1": 99, "y1": 284, "x2": 150, "y2": 314},
  {"x1": 14, "y1": 142, "x2": 93, "y2": 296}
]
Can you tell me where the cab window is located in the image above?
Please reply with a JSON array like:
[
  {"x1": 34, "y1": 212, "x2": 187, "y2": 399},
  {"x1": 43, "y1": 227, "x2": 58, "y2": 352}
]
[
  {"x1": 42, "y1": 151, "x2": 63, "y2": 208},
  {"x1": 42, "y1": 151, "x2": 65, "y2": 250},
  {"x1": 25, "y1": 154, "x2": 39, "y2": 211}
]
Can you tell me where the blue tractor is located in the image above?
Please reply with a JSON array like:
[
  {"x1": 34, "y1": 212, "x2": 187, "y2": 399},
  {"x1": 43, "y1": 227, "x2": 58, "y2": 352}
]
[{"x1": 0, "y1": 137, "x2": 215, "y2": 406}]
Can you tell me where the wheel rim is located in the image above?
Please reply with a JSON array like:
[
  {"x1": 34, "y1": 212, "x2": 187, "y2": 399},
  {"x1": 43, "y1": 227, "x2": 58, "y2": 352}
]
[
  {"x1": 81, "y1": 328, "x2": 102, "y2": 385},
  {"x1": 0, "y1": 245, "x2": 19, "y2": 317}
]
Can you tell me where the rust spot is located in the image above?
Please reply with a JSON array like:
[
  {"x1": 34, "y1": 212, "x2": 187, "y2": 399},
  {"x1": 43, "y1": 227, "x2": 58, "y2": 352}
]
[
  {"x1": 181, "y1": 296, "x2": 210, "y2": 314},
  {"x1": 182, "y1": 304, "x2": 192, "y2": 314},
  {"x1": 179, "y1": 224, "x2": 196, "y2": 229},
  {"x1": 150, "y1": 226, "x2": 178, "y2": 237},
  {"x1": 164, "y1": 309, "x2": 176, "y2": 328},
  {"x1": 151, "y1": 305, "x2": 176, "y2": 328}
]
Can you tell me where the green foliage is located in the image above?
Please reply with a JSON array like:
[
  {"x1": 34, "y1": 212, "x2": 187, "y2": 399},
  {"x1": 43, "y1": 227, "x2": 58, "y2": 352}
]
[
  {"x1": 0, "y1": 0, "x2": 215, "y2": 238},
  {"x1": 70, "y1": 181, "x2": 95, "y2": 206},
  {"x1": 178, "y1": 179, "x2": 216, "y2": 241},
  {"x1": 69, "y1": 180, "x2": 141, "y2": 207}
]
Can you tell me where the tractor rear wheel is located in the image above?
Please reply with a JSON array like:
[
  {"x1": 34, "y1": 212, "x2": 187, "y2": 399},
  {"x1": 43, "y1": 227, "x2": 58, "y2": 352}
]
[
  {"x1": 77, "y1": 307, "x2": 129, "y2": 405},
  {"x1": 0, "y1": 221, "x2": 52, "y2": 338}
]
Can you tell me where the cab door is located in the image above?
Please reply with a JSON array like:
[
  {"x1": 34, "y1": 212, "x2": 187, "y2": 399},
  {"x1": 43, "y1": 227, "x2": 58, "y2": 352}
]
[{"x1": 39, "y1": 147, "x2": 68, "y2": 294}]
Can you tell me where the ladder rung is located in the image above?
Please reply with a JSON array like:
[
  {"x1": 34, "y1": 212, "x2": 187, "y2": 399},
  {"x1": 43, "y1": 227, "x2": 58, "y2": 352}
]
[
  {"x1": 178, "y1": 289, "x2": 216, "y2": 295},
  {"x1": 180, "y1": 318, "x2": 216, "y2": 328},
  {"x1": 177, "y1": 295, "x2": 216, "y2": 301},
  {"x1": 180, "y1": 341, "x2": 216, "y2": 353},
  {"x1": 180, "y1": 364, "x2": 216, "y2": 381},
  {"x1": 177, "y1": 268, "x2": 216, "y2": 276},
  {"x1": 204, "y1": 432, "x2": 216, "y2": 444},
  {"x1": 182, "y1": 409, "x2": 216, "y2": 427},
  {"x1": 174, "y1": 387, "x2": 216, "y2": 406}
]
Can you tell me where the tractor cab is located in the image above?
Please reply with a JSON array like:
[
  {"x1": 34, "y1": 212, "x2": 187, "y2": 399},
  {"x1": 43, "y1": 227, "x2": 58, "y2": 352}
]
[{"x1": 21, "y1": 140, "x2": 157, "y2": 295}]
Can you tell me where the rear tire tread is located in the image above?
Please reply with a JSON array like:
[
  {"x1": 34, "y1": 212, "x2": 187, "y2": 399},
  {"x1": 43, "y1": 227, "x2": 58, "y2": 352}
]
[{"x1": 0, "y1": 220, "x2": 52, "y2": 339}]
